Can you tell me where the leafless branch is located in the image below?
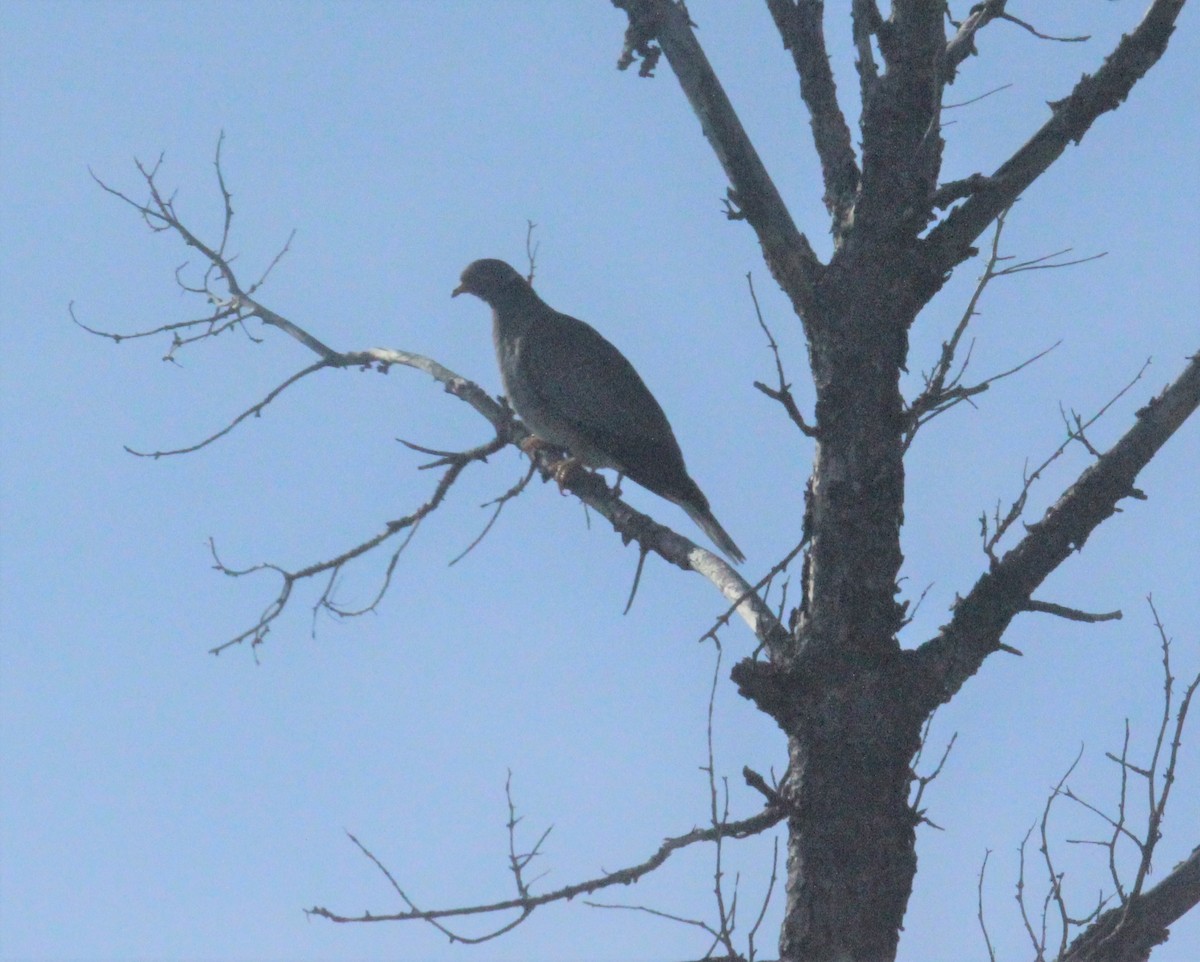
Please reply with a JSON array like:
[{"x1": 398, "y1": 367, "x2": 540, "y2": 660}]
[
  {"x1": 908, "y1": 713, "x2": 957, "y2": 828},
  {"x1": 747, "y1": 272, "x2": 816, "y2": 438},
  {"x1": 449, "y1": 462, "x2": 538, "y2": 566},
  {"x1": 765, "y1": 0, "x2": 860, "y2": 227},
  {"x1": 927, "y1": 0, "x2": 1187, "y2": 272},
  {"x1": 983, "y1": 604, "x2": 1200, "y2": 960},
  {"x1": 611, "y1": 0, "x2": 823, "y2": 323},
  {"x1": 1023, "y1": 600, "x2": 1122, "y2": 624},
  {"x1": 998, "y1": 13, "x2": 1089, "y2": 45},
  {"x1": 124, "y1": 360, "x2": 332, "y2": 458},
  {"x1": 944, "y1": 83, "x2": 1012, "y2": 110},
  {"x1": 206, "y1": 431, "x2": 507, "y2": 654},
  {"x1": 910, "y1": 347, "x2": 1200, "y2": 711},
  {"x1": 746, "y1": 836, "x2": 779, "y2": 962},
  {"x1": 524, "y1": 219, "x2": 540, "y2": 285},
  {"x1": 1041, "y1": 748, "x2": 1085, "y2": 959},
  {"x1": 700, "y1": 536, "x2": 807, "y2": 651},
  {"x1": 907, "y1": 207, "x2": 1093, "y2": 446},
  {"x1": 851, "y1": 0, "x2": 882, "y2": 103},
  {"x1": 87, "y1": 150, "x2": 791, "y2": 651},
  {"x1": 977, "y1": 849, "x2": 997, "y2": 962},
  {"x1": 898, "y1": 581, "x2": 933, "y2": 630},
  {"x1": 703, "y1": 648, "x2": 738, "y2": 958},
  {"x1": 945, "y1": 3, "x2": 1088, "y2": 85},
  {"x1": 586, "y1": 648, "x2": 783, "y2": 959},
  {"x1": 504, "y1": 771, "x2": 553, "y2": 901},
  {"x1": 979, "y1": 359, "x2": 1151, "y2": 565},
  {"x1": 1016, "y1": 823, "x2": 1047, "y2": 960},
  {"x1": 855, "y1": 1, "x2": 945, "y2": 236},
  {"x1": 310, "y1": 793, "x2": 784, "y2": 930},
  {"x1": 622, "y1": 546, "x2": 651, "y2": 616}
]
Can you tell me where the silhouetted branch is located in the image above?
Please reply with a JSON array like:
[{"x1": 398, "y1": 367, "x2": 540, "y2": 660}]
[
  {"x1": 851, "y1": 0, "x2": 882, "y2": 102},
  {"x1": 1023, "y1": 600, "x2": 1122, "y2": 624},
  {"x1": 908, "y1": 715, "x2": 957, "y2": 828},
  {"x1": 309, "y1": 803, "x2": 785, "y2": 929},
  {"x1": 586, "y1": 649, "x2": 783, "y2": 960},
  {"x1": 979, "y1": 359, "x2": 1151, "y2": 566},
  {"x1": 87, "y1": 149, "x2": 790, "y2": 650},
  {"x1": 765, "y1": 0, "x2": 859, "y2": 227},
  {"x1": 907, "y1": 207, "x2": 1095, "y2": 446},
  {"x1": 910, "y1": 349, "x2": 1200, "y2": 709},
  {"x1": 991, "y1": 602, "x2": 1200, "y2": 960},
  {"x1": 927, "y1": 0, "x2": 1187, "y2": 272},
  {"x1": 611, "y1": 0, "x2": 822, "y2": 324},
  {"x1": 976, "y1": 849, "x2": 997, "y2": 962},
  {"x1": 747, "y1": 272, "x2": 816, "y2": 438},
  {"x1": 125, "y1": 360, "x2": 332, "y2": 457}
]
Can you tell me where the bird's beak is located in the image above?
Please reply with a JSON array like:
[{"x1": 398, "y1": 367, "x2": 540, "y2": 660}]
[{"x1": 451, "y1": 283, "x2": 466, "y2": 298}]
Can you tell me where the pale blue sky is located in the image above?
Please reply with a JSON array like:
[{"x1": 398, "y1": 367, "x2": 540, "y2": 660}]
[{"x1": 1, "y1": 3, "x2": 1197, "y2": 961}]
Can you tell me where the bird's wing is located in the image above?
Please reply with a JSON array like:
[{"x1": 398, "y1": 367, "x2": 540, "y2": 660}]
[{"x1": 519, "y1": 309, "x2": 694, "y2": 494}]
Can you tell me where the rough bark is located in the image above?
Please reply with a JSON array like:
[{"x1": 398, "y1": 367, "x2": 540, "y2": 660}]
[
  {"x1": 611, "y1": 2, "x2": 1194, "y2": 960},
  {"x1": 1060, "y1": 847, "x2": 1200, "y2": 962}
]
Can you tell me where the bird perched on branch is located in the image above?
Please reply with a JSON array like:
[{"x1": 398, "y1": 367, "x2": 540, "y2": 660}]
[{"x1": 453, "y1": 258, "x2": 744, "y2": 564}]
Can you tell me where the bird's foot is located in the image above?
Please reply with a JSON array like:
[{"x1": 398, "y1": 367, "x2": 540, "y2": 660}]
[
  {"x1": 518, "y1": 436, "x2": 583, "y2": 494},
  {"x1": 549, "y1": 456, "x2": 584, "y2": 494}
]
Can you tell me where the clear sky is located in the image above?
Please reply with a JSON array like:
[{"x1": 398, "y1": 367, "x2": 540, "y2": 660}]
[{"x1": 1, "y1": 3, "x2": 1197, "y2": 961}]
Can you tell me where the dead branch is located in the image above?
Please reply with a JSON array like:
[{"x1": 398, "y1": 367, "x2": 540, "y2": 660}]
[
  {"x1": 206, "y1": 432, "x2": 505, "y2": 654},
  {"x1": 977, "y1": 849, "x2": 998, "y2": 962},
  {"x1": 908, "y1": 715, "x2": 957, "y2": 827},
  {"x1": 1023, "y1": 600, "x2": 1122, "y2": 624},
  {"x1": 907, "y1": 206, "x2": 1095, "y2": 447},
  {"x1": 909, "y1": 348, "x2": 1200, "y2": 710},
  {"x1": 308, "y1": 804, "x2": 785, "y2": 929},
  {"x1": 584, "y1": 649, "x2": 782, "y2": 961},
  {"x1": 87, "y1": 149, "x2": 790, "y2": 651},
  {"x1": 943, "y1": 0, "x2": 1009, "y2": 82},
  {"x1": 855, "y1": 2, "x2": 945, "y2": 235},
  {"x1": 611, "y1": 0, "x2": 823, "y2": 324},
  {"x1": 850, "y1": 0, "x2": 882, "y2": 104},
  {"x1": 747, "y1": 272, "x2": 816, "y2": 439},
  {"x1": 125, "y1": 360, "x2": 332, "y2": 458},
  {"x1": 944, "y1": 83, "x2": 1013, "y2": 110},
  {"x1": 979, "y1": 360, "x2": 1151, "y2": 566},
  {"x1": 983, "y1": 602, "x2": 1200, "y2": 960},
  {"x1": 926, "y1": 0, "x2": 1187, "y2": 273},
  {"x1": 764, "y1": 0, "x2": 860, "y2": 228},
  {"x1": 448, "y1": 462, "x2": 538, "y2": 567}
]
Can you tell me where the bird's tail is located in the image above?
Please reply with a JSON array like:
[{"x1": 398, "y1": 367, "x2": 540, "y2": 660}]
[{"x1": 681, "y1": 501, "x2": 745, "y2": 565}]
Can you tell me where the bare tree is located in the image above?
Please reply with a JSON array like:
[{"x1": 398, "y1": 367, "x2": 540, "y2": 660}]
[{"x1": 79, "y1": 2, "x2": 1198, "y2": 960}]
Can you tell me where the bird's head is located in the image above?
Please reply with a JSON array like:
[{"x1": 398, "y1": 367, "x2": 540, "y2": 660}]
[{"x1": 452, "y1": 259, "x2": 527, "y2": 304}]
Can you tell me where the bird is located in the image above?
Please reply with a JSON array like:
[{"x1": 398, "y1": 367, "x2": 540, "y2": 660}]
[{"x1": 452, "y1": 258, "x2": 744, "y2": 564}]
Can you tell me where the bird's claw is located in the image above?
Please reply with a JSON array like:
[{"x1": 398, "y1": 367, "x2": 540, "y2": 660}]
[
  {"x1": 518, "y1": 435, "x2": 581, "y2": 494},
  {"x1": 550, "y1": 457, "x2": 583, "y2": 494}
]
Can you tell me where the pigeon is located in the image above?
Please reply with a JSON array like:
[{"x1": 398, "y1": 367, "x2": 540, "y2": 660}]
[{"x1": 453, "y1": 258, "x2": 744, "y2": 564}]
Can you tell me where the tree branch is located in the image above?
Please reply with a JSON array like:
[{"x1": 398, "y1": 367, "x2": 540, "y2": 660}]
[
  {"x1": 944, "y1": 0, "x2": 1009, "y2": 83},
  {"x1": 855, "y1": 0, "x2": 945, "y2": 233},
  {"x1": 611, "y1": 0, "x2": 823, "y2": 325},
  {"x1": 925, "y1": 0, "x2": 1187, "y2": 273},
  {"x1": 851, "y1": 0, "x2": 882, "y2": 105},
  {"x1": 308, "y1": 805, "x2": 785, "y2": 928},
  {"x1": 89, "y1": 149, "x2": 792, "y2": 652},
  {"x1": 1058, "y1": 846, "x2": 1200, "y2": 962},
  {"x1": 908, "y1": 350, "x2": 1200, "y2": 709},
  {"x1": 764, "y1": 0, "x2": 860, "y2": 231}
]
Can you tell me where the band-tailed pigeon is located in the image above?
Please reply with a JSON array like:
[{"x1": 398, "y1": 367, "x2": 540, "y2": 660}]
[{"x1": 452, "y1": 258, "x2": 744, "y2": 564}]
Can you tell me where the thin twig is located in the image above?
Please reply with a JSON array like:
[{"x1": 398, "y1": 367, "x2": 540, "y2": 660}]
[
  {"x1": 747, "y1": 272, "x2": 816, "y2": 437},
  {"x1": 309, "y1": 805, "x2": 784, "y2": 927}
]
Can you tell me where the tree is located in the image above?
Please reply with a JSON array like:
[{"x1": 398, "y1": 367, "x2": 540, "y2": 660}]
[{"x1": 76, "y1": 3, "x2": 1197, "y2": 961}]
